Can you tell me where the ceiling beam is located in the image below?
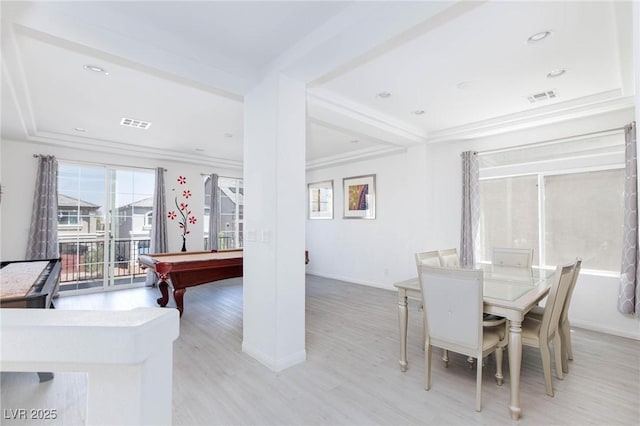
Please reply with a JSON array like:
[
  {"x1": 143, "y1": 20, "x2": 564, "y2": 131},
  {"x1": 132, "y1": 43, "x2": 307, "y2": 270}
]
[{"x1": 270, "y1": 1, "x2": 484, "y2": 86}]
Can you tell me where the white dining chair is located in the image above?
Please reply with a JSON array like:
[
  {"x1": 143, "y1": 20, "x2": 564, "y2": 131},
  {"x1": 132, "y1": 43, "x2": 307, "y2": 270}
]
[
  {"x1": 417, "y1": 264, "x2": 505, "y2": 411},
  {"x1": 438, "y1": 248, "x2": 460, "y2": 267},
  {"x1": 415, "y1": 250, "x2": 442, "y2": 267},
  {"x1": 521, "y1": 260, "x2": 577, "y2": 397},
  {"x1": 414, "y1": 251, "x2": 442, "y2": 361},
  {"x1": 492, "y1": 247, "x2": 533, "y2": 268},
  {"x1": 528, "y1": 258, "x2": 582, "y2": 374},
  {"x1": 416, "y1": 250, "x2": 507, "y2": 368}
]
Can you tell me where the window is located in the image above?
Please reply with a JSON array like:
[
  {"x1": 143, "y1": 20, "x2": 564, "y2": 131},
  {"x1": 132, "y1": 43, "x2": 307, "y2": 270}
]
[
  {"x1": 144, "y1": 211, "x2": 153, "y2": 229},
  {"x1": 479, "y1": 175, "x2": 540, "y2": 265},
  {"x1": 204, "y1": 176, "x2": 243, "y2": 250},
  {"x1": 480, "y1": 170, "x2": 624, "y2": 271},
  {"x1": 478, "y1": 131, "x2": 625, "y2": 273},
  {"x1": 58, "y1": 211, "x2": 79, "y2": 225},
  {"x1": 544, "y1": 169, "x2": 624, "y2": 271},
  {"x1": 57, "y1": 162, "x2": 155, "y2": 292}
]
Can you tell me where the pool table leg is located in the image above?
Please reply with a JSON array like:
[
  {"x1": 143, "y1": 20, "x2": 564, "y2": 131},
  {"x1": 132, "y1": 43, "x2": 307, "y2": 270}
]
[
  {"x1": 157, "y1": 281, "x2": 170, "y2": 307},
  {"x1": 174, "y1": 288, "x2": 185, "y2": 317}
]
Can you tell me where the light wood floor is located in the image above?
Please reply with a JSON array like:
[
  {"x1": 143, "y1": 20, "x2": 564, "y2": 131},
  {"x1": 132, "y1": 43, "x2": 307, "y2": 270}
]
[{"x1": 1, "y1": 275, "x2": 639, "y2": 425}]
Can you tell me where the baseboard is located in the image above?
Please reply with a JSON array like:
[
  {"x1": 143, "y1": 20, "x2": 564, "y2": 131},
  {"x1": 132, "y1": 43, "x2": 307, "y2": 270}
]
[
  {"x1": 241, "y1": 341, "x2": 307, "y2": 372},
  {"x1": 306, "y1": 271, "x2": 394, "y2": 291},
  {"x1": 571, "y1": 320, "x2": 640, "y2": 341}
]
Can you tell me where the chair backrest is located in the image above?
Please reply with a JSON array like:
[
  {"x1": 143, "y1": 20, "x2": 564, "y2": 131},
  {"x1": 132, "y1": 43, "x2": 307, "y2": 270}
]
[
  {"x1": 560, "y1": 258, "x2": 582, "y2": 324},
  {"x1": 418, "y1": 264, "x2": 484, "y2": 355},
  {"x1": 539, "y1": 261, "x2": 578, "y2": 341},
  {"x1": 438, "y1": 248, "x2": 460, "y2": 267},
  {"x1": 415, "y1": 251, "x2": 442, "y2": 267},
  {"x1": 492, "y1": 247, "x2": 533, "y2": 268}
]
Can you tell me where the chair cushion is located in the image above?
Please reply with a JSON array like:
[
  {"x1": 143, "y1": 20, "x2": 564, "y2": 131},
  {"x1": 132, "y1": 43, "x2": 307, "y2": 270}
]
[
  {"x1": 483, "y1": 314, "x2": 506, "y2": 327},
  {"x1": 521, "y1": 317, "x2": 542, "y2": 345},
  {"x1": 482, "y1": 329, "x2": 501, "y2": 350},
  {"x1": 528, "y1": 305, "x2": 544, "y2": 320}
]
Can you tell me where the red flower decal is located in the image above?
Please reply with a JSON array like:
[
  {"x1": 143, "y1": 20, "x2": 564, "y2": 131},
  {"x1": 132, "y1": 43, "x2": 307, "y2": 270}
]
[{"x1": 170, "y1": 175, "x2": 198, "y2": 248}]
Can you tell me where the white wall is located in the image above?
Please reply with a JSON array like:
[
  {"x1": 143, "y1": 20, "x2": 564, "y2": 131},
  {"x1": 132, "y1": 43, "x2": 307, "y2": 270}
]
[
  {"x1": 306, "y1": 108, "x2": 639, "y2": 339},
  {"x1": 0, "y1": 138, "x2": 241, "y2": 261},
  {"x1": 306, "y1": 144, "x2": 436, "y2": 288}
]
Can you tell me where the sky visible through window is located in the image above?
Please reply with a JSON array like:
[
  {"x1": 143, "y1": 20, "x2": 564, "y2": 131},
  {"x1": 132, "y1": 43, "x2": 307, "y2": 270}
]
[{"x1": 58, "y1": 163, "x2": 154, "y2": 210}]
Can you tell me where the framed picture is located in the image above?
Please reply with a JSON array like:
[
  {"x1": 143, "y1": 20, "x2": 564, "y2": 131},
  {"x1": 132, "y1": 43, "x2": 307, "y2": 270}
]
[
  {"x1": 308, "y1": 180, "x2": 333, "y2": 219},
  {"x1": 343, "y1": 174, "x2": 376, "y2": 219}
]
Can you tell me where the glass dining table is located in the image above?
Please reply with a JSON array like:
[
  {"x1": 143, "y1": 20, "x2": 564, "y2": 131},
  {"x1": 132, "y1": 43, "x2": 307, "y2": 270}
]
[{"x1": 393, "y1": 264, "x2": 556, "y2": 420}]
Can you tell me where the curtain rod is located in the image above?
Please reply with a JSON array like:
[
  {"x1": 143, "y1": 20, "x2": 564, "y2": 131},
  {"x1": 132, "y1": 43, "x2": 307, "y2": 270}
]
[
  {"x1": 33, "y1": 154, "x2": 167, "y2": 171},
  {"x1": 201, "y1": 173, "x2": 240, "y2": 179},
  {"x1": 477, "y1": 124, "x2": 630, "y2": 156}
]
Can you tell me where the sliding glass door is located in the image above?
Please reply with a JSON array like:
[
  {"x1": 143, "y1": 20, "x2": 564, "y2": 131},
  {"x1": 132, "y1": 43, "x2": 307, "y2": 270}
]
[
  {"x1": 58, "y1": 162, "x2": 154, "y2": 292},
  {"x1": 203, "y1": 176, "x2": 243, "y2": 250}
]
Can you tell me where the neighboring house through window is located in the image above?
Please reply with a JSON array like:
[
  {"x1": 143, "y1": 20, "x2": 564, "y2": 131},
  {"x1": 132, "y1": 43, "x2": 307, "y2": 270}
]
[
  {"x1": 478, "y1": 131, "x2": 625, "y2": 273},
  {"x1": 57, "y1": 162, "x2": 155, "y2": 292},
  {"x1": 204, "y1": 176, "x2": 243, "y2": 250}
]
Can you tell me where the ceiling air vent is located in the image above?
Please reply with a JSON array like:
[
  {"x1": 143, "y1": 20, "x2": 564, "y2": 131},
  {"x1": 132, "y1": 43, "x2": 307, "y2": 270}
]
[
  {"x1": 120, "y1": 117, "x2": 152, "y2": 129},
  {"x1": 527, "y1": 90, "x2": 557, "y2": 103}
]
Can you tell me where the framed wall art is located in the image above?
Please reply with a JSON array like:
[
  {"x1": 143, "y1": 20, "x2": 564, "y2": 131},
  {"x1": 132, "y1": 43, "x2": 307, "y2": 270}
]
[
  {"x1": 343, "y1": 174, "x2": 375, "y2": 219},
  {"x1": 308, "y1": 180, "x2": 333, "y2": 219}
]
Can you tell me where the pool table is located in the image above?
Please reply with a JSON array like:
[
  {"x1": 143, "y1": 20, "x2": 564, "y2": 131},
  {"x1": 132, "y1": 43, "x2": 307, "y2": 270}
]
[{"x1": 139, "y1": 250, "x2": 243, "y2": 316}]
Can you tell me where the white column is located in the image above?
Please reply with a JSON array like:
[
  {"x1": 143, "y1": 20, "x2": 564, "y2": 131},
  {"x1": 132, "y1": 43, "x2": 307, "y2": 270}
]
[{"x1": 242, "y1": 72, "x2": 306, "y2": 371}]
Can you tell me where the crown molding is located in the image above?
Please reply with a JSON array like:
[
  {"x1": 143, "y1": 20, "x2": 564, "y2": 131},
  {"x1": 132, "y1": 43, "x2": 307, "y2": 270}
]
[
  {"x1": 424, "y1": 91, "x2": 635, "y2": 144},
  {"x1": 305, "y1": 145, "x2": 405, "y2": 171},
  {"x1": 307, "y1": 89, "x2": 428, "y2": 146},
  {"x1": 28, "y1": 131, "x2": 243, "y2": 169}
]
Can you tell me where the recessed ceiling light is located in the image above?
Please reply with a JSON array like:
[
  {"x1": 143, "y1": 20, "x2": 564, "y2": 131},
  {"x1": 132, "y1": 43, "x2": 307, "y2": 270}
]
[
  {"x1": 412, "y1": 110, "x2": 425, "y2": 115},
  {"x1": 376, "y1": 91, "x2": 392, "y2": 99},
  {"x1": 73, "y1": 127, "x2": 87, "y2": 132},
  {"x1": 527, "y1": 31, "x2": 552, "y2": 44},
  {"x1": 83, "y1": 64, "x2": 108, "y2": 74},
  {"x1": 547, "y1": 69, "x2": 566, "y2": 78}
]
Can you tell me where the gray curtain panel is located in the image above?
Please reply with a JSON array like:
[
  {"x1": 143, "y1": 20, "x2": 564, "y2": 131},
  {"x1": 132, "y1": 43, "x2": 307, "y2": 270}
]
[
  {"x1": 460, "y1": 151, "x2": 479, "y2": 268},
  {"x1": 617, "y1": 122, "x2": 638, "y2": 316},
  {"x1": 146, "y1": 167, "x2": 168, "y2": 286},
  {"x1": 26, "y1": 155, "x2": 59, "y2": 260},
  {"x1": 208, "y1": 173, "x2": 219, "y2": 250}
]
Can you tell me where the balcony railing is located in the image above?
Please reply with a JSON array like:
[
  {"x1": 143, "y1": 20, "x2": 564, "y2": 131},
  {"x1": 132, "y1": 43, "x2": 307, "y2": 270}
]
[
  {"x1": 59, "y1": 238, "x2": 150, "y2": 289},
  {"x1": 59, "y1": 234, "x2": 242, "y2": 290},
  {"x1": 204, "y1": 232, "x2": 243, "y2": 250}
]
